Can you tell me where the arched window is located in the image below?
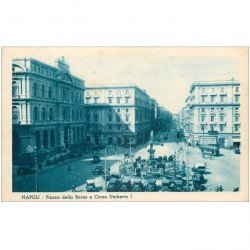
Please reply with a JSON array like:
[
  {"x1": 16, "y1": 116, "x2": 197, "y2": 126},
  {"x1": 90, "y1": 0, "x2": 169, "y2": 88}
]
[
  {"x1": 42, "y1": 107, "x2": 47, "y2": 121},
  {"x1": 49, "y1": 107, "x2": 53, "y2": 121},
  {"x1": 33, "y1": 82, "x2": 38, "y2": 97},
  {"x1": 12, "y1": 106, "x2": 19, "y2": 122},
  {"x1": 76, "y1": 110, "x2": 79, "y2": 120},
  {"x1": 43, "y1": 130, "x2": 48, "y2": 148},
  {"x1": 33, "y1": 106, "x2": 39, "y2": 122},
  {"x1": 48, "y1": 86, "x2": 53, "y2": 99},
  {"x1": 12, "y1": 81, "x2": 19, "y2": 97},
  {"x1": 72, "y1": 109, "x2": 75, "y2": 120},
  {"x1": 42, "y1": 85, "x2": 46, "y2": 98},
  {"x1": 50, "y1": 129, "x2": 55, "y2": 147}
]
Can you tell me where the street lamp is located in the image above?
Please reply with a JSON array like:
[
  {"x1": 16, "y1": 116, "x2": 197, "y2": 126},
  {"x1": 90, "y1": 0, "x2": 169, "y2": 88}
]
[
  {"x1": 26, "y1": 144, "x2": 38, "y2": 192},
  {"x1": 34, "y1": 147, "x2": 39, "y2": 192},
  {"x1": 129, "y1": 137, "x2": 132, "y2": 157},
  {"x1": 104, "y1": 147, "x2": 107, "y2": 190},
  {"x1": 202, "y1": 122, "x2": 208, "y2": 157},
  {"x1": 186, "y1": 144, "x2": 191, "y2": 191}
]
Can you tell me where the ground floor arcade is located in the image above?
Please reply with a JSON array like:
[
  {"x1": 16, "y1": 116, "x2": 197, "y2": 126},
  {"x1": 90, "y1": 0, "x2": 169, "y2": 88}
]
[{"x1": 13, "y1": 123, "x2": 86, "y2": 165}]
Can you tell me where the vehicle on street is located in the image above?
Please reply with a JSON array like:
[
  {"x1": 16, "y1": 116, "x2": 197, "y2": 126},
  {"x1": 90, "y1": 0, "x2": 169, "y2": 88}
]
[
  {"x1": 110, "y1": 172, "x2": 121, "y2": 179},
  {"x1": 132, "y1": 179, "x2": 144, "y2": 192},
  {"x1": 101, "y1": 172, "x2": 111, "y2": 181},
  {"x1": 92, "y1": 165, "x2": 104, "y2": 175},
  {"x1": 146, "y1": 179, "x2": 157, "y2": 192},
  {"x1": 192, "y1": 163, "x2": 207, "y2": 174},
  {"x1": 92, "y1": 153, "x2": 101, "y2": 163},
  {"x1": 174, "y1": 179, "x2": 183, "y2": 192},
  {"x1": 234, "y1": 147, "x2": 240, "y2": 154},
  {"x1": 192, "y1": 172, "x2": 205, "y2": 190},
  {"x1": 120, "y1": 177, "x2": 132, "y2": 192},
  {"x1": 107, "y1": 178, "x2": 120, "y2": 192},
  {"x1": 86, "y1": 180, "x2": 96, "y2": 192},
  {"x1": 161, "y1": 178, "x2": 170, "y2": 191}
]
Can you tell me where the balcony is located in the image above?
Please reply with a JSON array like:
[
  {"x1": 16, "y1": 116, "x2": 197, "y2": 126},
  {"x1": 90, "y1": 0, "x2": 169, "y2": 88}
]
[{"x1": 12, "y1": 94, "x2": 30, "y2": 99}]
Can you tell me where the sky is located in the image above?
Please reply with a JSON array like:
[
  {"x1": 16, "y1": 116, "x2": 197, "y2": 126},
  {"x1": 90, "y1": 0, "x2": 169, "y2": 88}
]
[{"x1": 17, "y1": 48, "x2": 239, "y2": 114}]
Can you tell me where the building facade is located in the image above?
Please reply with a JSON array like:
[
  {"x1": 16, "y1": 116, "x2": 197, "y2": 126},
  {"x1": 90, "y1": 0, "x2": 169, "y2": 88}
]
[
  {"x1": 84, "y1": 84, "x2": 155, "y2": 146},
  {"x1": 12, "y1": 57, "x2": 86, "y2": 164},
  {"x1": 180, "y1": 80, "x2": 241, "y2": 147}
]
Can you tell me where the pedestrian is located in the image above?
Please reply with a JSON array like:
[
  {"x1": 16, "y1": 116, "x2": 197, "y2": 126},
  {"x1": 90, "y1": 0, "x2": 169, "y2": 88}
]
[
  {"x1": 72, "y1": 185, "x2": 76, "y2": 192},
  {"x1": 21, "y1": 170, "x2": 26, "y2": 179}
]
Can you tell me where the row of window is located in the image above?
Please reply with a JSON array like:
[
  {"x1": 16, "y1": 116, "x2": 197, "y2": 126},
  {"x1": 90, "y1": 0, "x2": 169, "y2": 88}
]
[
  {"x1": 201, "y1": 124, "x2": 240, "y2": 132},
  {"x1": 85, "y1": 96, "x2": 131, "y2": 104},
  {"x1": 86, "y1": 113, "x2": 131, "y2": 123},
  {"x1": 33, "y1": 83, "x2": 53, "y2": 99},
  {"x1": 136, "y1": 97, "x2": 149, "y2": 108},
  {"x1": 86, "y1": 124, "x2": 130, "y2": 131},
  {"x1": 109, "y1": 108, "x2": 130, "y2": 113},
  {"x1": 31, "y1": 64, "x2": 56, "y2": 78},
  {"x1": 135, "y1": 109, "x2": 151, "y2": 122},
  {"x1": 86, "y1": 108, "x2": 131, "y2": 115},
  {"x1": 62, "y1": 107, "x2": 85, "y2": 121},
  {"x1": 61, "y1": 87, "x2": 83, "y2": 103},
  {"x1": 33, "y1": 106, "x2": 54, "y2": 122},
  {"x1": 201, "y1": 107, "x2": 239, "y2": 113},
  {"x1": 86, "y1": 89, "x2": 130, "y2": 97},
  {"x1": 33, "y1": 106, "x2": 85, "y2": 122},
  {"x1": 200, "y1": 95, "x2": 240, "y2": 103},
  {"x1": 201, "y1": 86, "x2": 239, "y2": 93},
  {"x1": 200, "y1": 114, "x2": 240, "y2": 122}
]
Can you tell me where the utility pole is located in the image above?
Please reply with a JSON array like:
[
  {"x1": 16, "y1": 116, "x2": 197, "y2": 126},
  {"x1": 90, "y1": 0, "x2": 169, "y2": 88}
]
[
  {"x1": 104, "y1": 147, "x2": 107, "y2": 190},
  {"x1": 129, "y1": 138, "x2": 132, "y2": 158},
  {"x1": 34, "y1": 146, "x2": 38, "y2": 192},
  {"x1": 186, "y1": 144, "x2": 190, "y2": 191},
  {"x1": 203, "y1": 126, "x2": 205, "y2": 157}
]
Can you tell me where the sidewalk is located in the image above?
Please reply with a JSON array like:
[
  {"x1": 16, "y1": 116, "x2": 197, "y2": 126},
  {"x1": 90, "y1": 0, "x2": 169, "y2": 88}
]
[{"x1": 13, "y1": 152, "x2": 95, "y2": 182}]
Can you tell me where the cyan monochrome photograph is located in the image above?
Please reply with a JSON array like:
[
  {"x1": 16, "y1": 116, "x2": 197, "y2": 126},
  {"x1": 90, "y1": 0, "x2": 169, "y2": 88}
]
[{"x1": 9, "y1": 47, "x2": 246, "y2": 195}]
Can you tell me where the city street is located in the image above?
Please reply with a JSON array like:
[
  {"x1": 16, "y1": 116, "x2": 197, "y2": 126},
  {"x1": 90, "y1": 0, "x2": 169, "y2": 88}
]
[
  {"x1": 133, "y1": 130, "x2": 240, "y2": 191},
  {"x1": 13, "y1": 129, "x2": 240, "y2": 192},
  {"x1": 13, "y1": 156, "x2": 118, "y2": 192}
]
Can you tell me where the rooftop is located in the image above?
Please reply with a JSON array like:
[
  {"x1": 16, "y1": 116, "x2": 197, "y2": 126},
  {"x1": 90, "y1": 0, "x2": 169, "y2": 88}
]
[
  {"x1": 85, "y1": 83, "x2": 151, "y2": 98},
  {"x1": 190, "y1": 79, "x2": 240, "y2": 92}
]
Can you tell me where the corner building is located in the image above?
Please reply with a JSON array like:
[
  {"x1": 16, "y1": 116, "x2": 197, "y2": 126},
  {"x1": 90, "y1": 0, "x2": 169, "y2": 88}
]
[
  {"x1": 182, "y1": 80, "x2": 241, "y2": 147},
  {"x1": 84, "y1": 84, "x2": 155, "y2": 146},
  {"x1": 12, "y1": 57, "x2": 85, "y2": 164}
]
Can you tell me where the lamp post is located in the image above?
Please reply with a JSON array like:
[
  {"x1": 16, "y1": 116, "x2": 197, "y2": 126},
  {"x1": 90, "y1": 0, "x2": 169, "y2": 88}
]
[
  {"x1": 202, "y1": 122, "x2": 207, "y2": 157},
  {"x1": 129, "y1": 137, "x2": 132, "y2": 157},
  {"x1": 104, "y1": 147, "x2": 107, "y2": 190},
  {"x1": 186, "y1": 144, "x2": 191, "y2": 191},
  {"x1": 34, "y1": 146, "x2": 38, "y2": 192}
]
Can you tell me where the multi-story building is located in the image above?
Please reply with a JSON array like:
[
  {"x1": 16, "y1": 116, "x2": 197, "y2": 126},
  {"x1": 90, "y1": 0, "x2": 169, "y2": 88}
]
[
  {"x1": 181, "y1": 80, "x2": 241, "y2": 147},
  {"x1": 180, "y1": 96, "x2": 192, "y2": 134},
  {"x1": 12, "y1": 57, "x2": 85, "y2": 164},
  {"x1": 84, "y1": 84, "x2": 154, "y2": 146}
]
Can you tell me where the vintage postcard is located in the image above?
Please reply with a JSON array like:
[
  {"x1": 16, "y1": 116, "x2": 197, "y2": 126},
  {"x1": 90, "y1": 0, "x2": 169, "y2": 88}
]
[{"x1": 1, "y1": 47, "x2": 248, "y2": 201}]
